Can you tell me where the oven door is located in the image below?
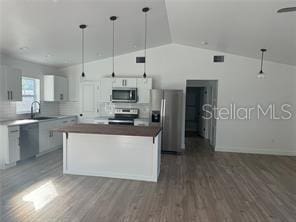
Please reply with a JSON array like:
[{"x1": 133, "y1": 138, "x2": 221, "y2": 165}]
[{"x1": 112, "y1": 88, "x2": 137, "y2": 103}]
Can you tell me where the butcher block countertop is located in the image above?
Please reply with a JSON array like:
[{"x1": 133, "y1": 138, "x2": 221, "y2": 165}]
[{"x1": 55, "y1": 123, "x2": 162, "y2": 138}]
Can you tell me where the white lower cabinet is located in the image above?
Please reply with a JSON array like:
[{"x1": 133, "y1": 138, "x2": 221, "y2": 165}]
[
  {"x1": 0, "y1": 125, "x2": 20, "y2": 168},
  {"x1": 7, "y1": 126, "x2": 20, "y2": 164},
  {"x1": 38, "y1": 117, "x2": 77, "y2": 155},
  {"x1": 0, "y1": 117, "x2": 78, "y2": 168},
  {"x1": 39, "y1": 121, "x2": 57, "y2": 154}
]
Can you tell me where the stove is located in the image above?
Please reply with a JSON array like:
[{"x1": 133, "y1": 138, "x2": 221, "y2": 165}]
[{"x1": 108, "y1": 108, "x2": 139, "y2": 125}]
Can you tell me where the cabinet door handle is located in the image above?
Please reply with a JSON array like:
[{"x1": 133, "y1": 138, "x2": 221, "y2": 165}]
[
  {"x1": 9, "y1": 130, "x2": 19, "y2": 133},
  {"x1": 7, "y1": 91, "x2": 10, "y2": 100},
  {"x1": 11, "y1": 91, "x2": 13, "y2": 100}
]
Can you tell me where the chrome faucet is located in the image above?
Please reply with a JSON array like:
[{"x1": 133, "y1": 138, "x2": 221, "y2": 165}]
[{"x1": 31, "y1": 101, "x2": 41, "y2": 119}]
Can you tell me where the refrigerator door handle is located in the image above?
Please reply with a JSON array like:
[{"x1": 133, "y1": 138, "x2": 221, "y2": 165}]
[
  {"x1": 160, "y1": 99, "x2": 164, "y2": 126},
  {"x1": 163, "y1": 99, "x2": 166, "y2": 118},
  {"x1": 161, "y1": 99, "x2": 166, "y2": 128}
]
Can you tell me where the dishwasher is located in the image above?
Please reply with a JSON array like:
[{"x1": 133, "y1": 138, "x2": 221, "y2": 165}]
[{"x1": 20, "y1": 123, "x2": 39, "y2": 160}]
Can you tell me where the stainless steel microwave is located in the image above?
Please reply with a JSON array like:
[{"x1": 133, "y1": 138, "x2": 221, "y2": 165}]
[{"x1": 112, "y1": 88, "x2": 137, "y2": 103}]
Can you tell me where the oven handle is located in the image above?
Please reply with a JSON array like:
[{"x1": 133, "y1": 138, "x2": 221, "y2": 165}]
[{"x1": 108, "y1": 119, "x2": 134, "y2": 123}]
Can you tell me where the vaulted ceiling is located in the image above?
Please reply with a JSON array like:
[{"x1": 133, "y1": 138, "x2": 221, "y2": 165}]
[{"x1": 0, "y1": 0, "x2": 295, "y2": 68}]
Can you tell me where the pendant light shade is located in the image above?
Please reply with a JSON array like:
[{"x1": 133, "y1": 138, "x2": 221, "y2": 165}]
[
  {"x1": 142, "y1": 7, "x2": 150, "y2": 78},
  {"x1": 258, "y1": 48, "x2": 267, "y2": 79},
  {"x1": 110, "y1": 16, "x2": 117, "y2": 78},
  {"x1": 79, "y1": 24, "x2": 87, "y2": 78}
]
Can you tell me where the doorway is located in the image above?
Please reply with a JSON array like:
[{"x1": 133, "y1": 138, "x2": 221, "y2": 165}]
[{"x1": 185, "y1": 80, "x2": 218, "y2": 152}]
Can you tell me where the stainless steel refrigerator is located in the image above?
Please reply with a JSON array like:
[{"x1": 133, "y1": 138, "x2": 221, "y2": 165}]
[{"x1": 151, "y1": 89, "x2": 183, "y2": 152}]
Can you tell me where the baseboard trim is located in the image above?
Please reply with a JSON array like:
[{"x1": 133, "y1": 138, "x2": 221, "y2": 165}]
[
  {"x1": 64, "y1": 170, "x2": 158, "y2": 182},
  {"x1": 215, "y1": 146, "x2": 296, "y2": 156}
]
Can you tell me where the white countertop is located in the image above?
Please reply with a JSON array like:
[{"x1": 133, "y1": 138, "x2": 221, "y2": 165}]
[{"x1": 0, "y1": 115, "x2": 77, "y2": 126}]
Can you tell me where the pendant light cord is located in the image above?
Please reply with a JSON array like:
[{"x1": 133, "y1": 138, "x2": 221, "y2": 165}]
[
  {"x1": 142, "y1": 7, "x2": 149, "y2": 78},
  {"x1": 82, "y1": 28, "x2": 85, "y2": 75},
  {"x1": 110, "y1": 16, "x2": 117, "y2": 77},
  {"x1": 112, "y1": 20, "x2": 115, "y2": 76},
  {"x1": 79, "y1": 24, "x2": 87, "y2": 77},
  {"x1": 144, "y1": 11, "x2": 147, "y2": 75}
]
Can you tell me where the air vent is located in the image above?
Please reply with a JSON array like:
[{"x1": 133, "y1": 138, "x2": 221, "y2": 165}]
[
  {"x1": 136, "y1": 56, "x2": 145, "y2": 63},
  {"x1": 213, "y1": 55, "x2": 224, "y2": 63}
]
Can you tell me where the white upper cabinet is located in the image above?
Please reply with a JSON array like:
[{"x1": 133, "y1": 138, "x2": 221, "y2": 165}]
[
  {"x1": 44, "y1": 75, "x2": 68, "y2": 102},
  {"x1": 136, "y1": 78, "x2": 152, "y2": 104},
  {"x1": 0, "y1": 66, "x2": 22, "y2": 101},
  {"x1": 80, "y1": 81, "x2": 99, "y2": 118},
  {"x1": 112, "y1": 78, "x2": 137, "y2": 88},
  {"x1": 100, "y1": 78, "x2": 113, "y2": 103}
]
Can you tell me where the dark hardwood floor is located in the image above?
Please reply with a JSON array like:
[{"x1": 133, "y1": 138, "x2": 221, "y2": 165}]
[{"x1": 1, "y1": 137, "x2": 296, "y2": 222}]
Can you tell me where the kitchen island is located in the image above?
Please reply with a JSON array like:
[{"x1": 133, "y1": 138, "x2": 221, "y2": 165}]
[{"x1": 56, "y1": 124, "x2": 162, "y2": 182}]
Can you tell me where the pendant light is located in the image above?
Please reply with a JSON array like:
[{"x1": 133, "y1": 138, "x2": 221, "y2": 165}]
[
  {"x1": 79, "y1": 24, "x2": 87, "y2": 78},
  {"x1": 142, "y1": 7, "x2": 150, "y2": 78},
  {"x1": 110, "y1": 16, "x2": 117, "y2": 78},
  {"x1": 258, "y1": 48, "x2": 267, "y2": 79}
]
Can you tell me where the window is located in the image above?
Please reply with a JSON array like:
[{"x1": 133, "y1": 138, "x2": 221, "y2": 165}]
[{"x1": 16, "y1": 77, "x2": 40, "y2": 114}]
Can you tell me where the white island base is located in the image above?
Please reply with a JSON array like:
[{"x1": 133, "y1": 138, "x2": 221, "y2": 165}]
[{"x1": 63, "y1": 132, "x2": 161, "y2": 182}]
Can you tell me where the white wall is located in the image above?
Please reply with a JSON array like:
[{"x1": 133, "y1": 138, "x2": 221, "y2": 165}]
[
  {"x1": 0, "y1": 54, "x2": 59, "y2": 118},
  {"x1": 59, "y1": 43, "x2": 296, "y2": 155}
]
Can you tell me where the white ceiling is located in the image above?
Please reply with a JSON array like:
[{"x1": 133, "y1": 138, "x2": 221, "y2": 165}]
[
  {"x1": 0, "y1": 0, "x2": 171, "y2": 68},
  {"x1": 0, "y1": 0, "x2": 295, "y2": 68},
  {"x1": 166, "y1": 0, "x2": 296, "y2": 66}
]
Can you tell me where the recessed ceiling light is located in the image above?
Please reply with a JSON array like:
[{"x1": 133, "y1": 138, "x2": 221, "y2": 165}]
[
  {"x1": 19, "y1": 46, "x2": 29, "y2": 51},
  {"x1": 201, "y1": 41, "x2": 208, "y2": 45},
  {"x1": 45, "y1": 54, "x2": 51, "y2": 58}
]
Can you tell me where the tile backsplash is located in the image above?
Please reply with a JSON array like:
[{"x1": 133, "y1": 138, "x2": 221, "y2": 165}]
[
  {"x1": 1, "y1": 100, "x2": 150, "y2": 120},
  {"x1": 59, "y1": 101, "x2": 151, "y2": 119},
  {"x1": 98, "y1": 102, "x2": 150, "y2": 118},
  {"x1": 0, "y1": 101, "x2": 16, "y2": 119},
  {"x1": 0, "y1": 101, "x2": 59, "y2": 119}
]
